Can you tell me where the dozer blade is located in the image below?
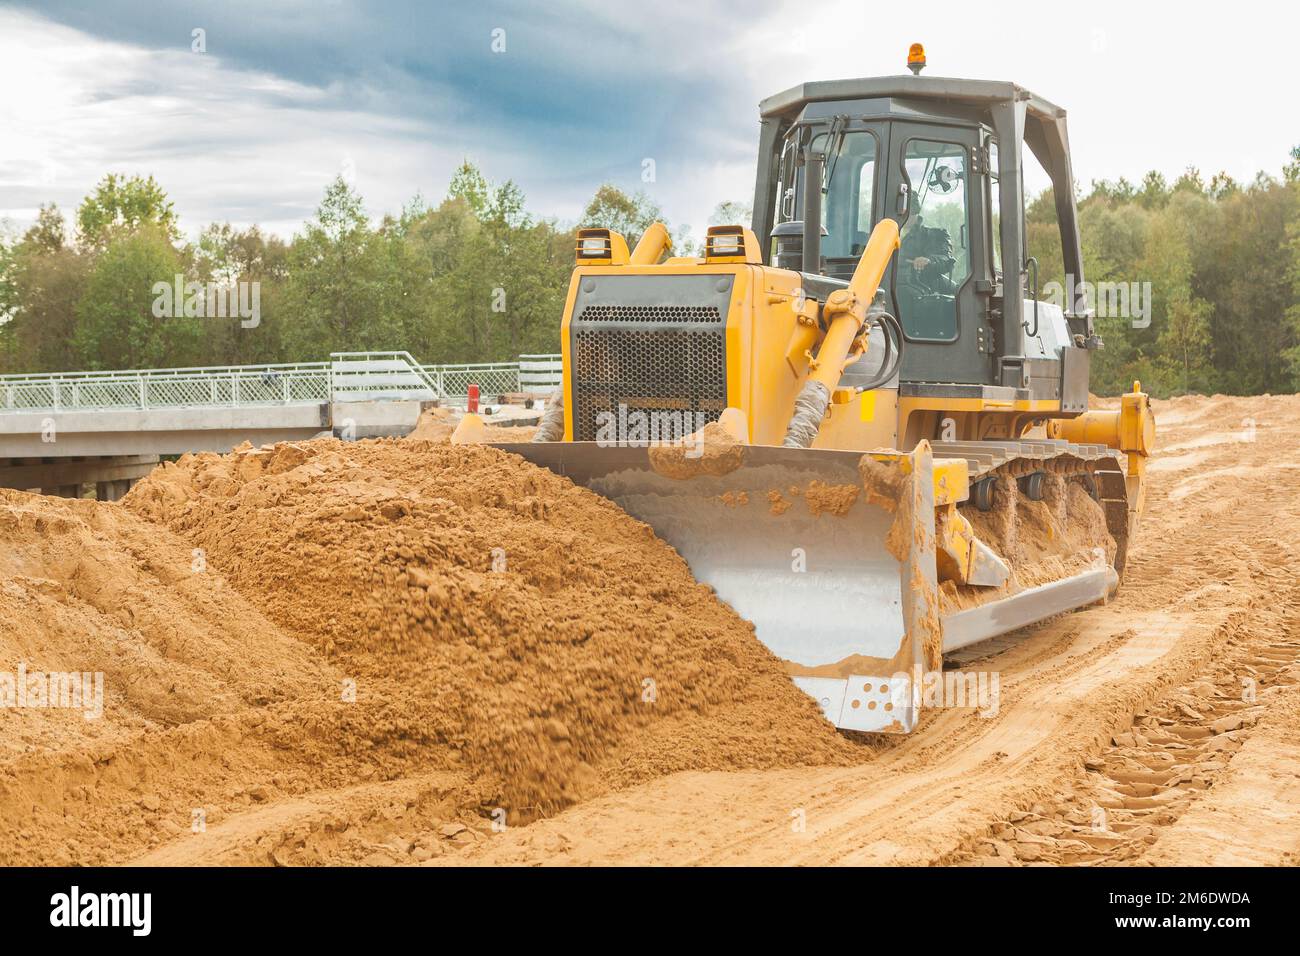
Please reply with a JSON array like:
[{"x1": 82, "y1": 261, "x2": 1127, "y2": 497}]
[{"x1": 491, "y1": 440, "x2": 942, "y2": 733}]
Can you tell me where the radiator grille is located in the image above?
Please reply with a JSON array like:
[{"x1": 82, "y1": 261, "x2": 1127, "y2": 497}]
[
  {"x1": 571, "y1": 324, "x2": 726, "y2": 441},
  {"x1": 567, "y1": 275, "x2": 732, "y2": 443}
]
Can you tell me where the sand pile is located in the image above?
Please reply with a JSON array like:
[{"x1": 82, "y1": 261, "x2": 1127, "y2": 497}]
[
  {"x1": 408, "y1": 406, "x2": 537, "y2": 443},
  {"x1": 123, "y1": 438, "x2": 856, "y2": 818},
  {"x1": 0, "y1": 488, "x2": 357, "y2": 864},
  {"x1": 0, "y1": 489, "x2": 329, "y2": 740},
  {"x1": 405, "y1": 406, "x2": 453, "y2": 440}
]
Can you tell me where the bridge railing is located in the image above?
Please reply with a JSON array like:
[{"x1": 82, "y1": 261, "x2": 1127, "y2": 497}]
[
  {"x1": 421, "y1": 362, "x2": 521, "y2": 402},
  {"x1": 0, "y1": 352, "x2": 563, "y2": 412},
  {"x1": 518, "y1": 354, "x2": 563, "y2": 393},
  {"x1": 0, "y1": 362, "x2": 333, "y2": 412},
  {"x1": 330, "y1": 351, "x2": 439, "y2": 402}
]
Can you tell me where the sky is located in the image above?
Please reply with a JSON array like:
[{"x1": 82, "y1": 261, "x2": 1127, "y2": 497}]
[{"x1": 0, "y1": 0, "x2": 1295, "y2": 247}]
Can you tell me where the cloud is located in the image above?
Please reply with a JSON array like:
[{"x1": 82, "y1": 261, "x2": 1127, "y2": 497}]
[
  {"x1": 0, "y1": 9, "x2": 444, "y2": 238},
  {"x1": 0, "y1": 2, "x2": 770, "y2": 244},
  {"x1": 4, "y1": 0, "x2": 1295, "y2": 249}
]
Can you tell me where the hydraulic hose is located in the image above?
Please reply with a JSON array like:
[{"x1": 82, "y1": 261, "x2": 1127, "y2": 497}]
[{"x1": 858, "y1": 306, "x2": 904, "y2": 391}]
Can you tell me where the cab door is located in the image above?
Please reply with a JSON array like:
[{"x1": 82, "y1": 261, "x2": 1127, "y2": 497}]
[{"x1": 880, "y1": 120, "x2": 995, "y2": 386}]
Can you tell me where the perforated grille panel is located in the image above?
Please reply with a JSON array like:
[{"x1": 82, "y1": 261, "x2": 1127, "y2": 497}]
[
  {"x1": 569, "y1": 275, "x2": 732, "y2": 442},
  {"x1": 579, "y1": 304, "x2": 722, "y2": 324}
]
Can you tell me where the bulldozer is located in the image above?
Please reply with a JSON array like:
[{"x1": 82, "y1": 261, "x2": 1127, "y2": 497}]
[{"x1": 473, "y1": 46, "x2": 1156, "y2": 733}]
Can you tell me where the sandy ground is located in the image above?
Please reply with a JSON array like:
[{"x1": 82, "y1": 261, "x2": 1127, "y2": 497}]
[
  {"x1": 438, "y1": 394, "x2": 1300, "y2": 866},
  {"x1": 2, "y1": 393, "x2": 1298, "y2": 866}
]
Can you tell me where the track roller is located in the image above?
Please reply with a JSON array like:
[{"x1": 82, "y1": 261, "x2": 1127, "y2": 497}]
[{"x1": 1018, "y1": 470, "x2": 1046, "y2": 501}]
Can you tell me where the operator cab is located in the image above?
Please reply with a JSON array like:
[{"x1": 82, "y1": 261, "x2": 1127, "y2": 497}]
[
  {"x1": 770, "y1": 93, "x2": 999, "y2": 384},
  {"x1": 752, "y1": 49, "x2": 1097, "y2": 411}
]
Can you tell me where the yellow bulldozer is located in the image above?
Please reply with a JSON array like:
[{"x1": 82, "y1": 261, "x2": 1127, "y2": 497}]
[{"x1": 480, "y1": 46, "x2": 1156, "y2": 733}]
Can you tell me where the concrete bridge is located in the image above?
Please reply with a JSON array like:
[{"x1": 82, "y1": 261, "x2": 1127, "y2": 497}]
[{"x1": 0, "y1": 351, "x2": 559, "y2": 498}]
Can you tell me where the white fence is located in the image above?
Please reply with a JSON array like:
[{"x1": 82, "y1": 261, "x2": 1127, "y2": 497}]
[
  {"x1": 0, "y1": 352, "x2": 563, "y2": 412},
  {"x1": 0, "y1": 361, "x2": 333, "y2": 412},
  {"x1": 332, "y1": 352, "x2": 439, "y2": 401},
  {"x1": 519, "y1": 354, "x2": 563, "y2": 393},
  {"x1": 420, "y1": 362, "x2": 520, "y2": 402}
]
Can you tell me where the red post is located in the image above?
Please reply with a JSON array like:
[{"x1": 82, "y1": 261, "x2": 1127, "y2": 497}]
[{"x1": 467, "y1": 383, "x2": 480, "y2": 413}]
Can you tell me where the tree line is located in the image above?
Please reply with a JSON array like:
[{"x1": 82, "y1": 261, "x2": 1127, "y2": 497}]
[
  {"x1": 1028, "y1": 148, "x2": 1300, "y2": 397},
  {"x1": 0, "y1": 164, "x2": 691, "y2": 374},
  {"x1": 2, "y1": 151, "x2": 1299, "y2": 398}
]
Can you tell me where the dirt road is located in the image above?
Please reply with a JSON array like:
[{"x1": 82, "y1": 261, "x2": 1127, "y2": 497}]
[{"x1": 4, "y1": 394, "x2": 1298, "y2": 866}]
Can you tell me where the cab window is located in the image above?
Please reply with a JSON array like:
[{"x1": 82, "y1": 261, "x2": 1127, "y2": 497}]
[
  {"x1": 788, "y1": 128, "x2": 878, "y2": 268},
  {"x1": 897, "y1": 140, "x2": 969, "y2": 342}
]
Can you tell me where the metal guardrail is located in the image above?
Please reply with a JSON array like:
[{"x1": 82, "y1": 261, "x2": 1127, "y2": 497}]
[
  {"x1": 332, "y1": 351, "x2": 439, "y2": 402},
  {"x1": 419, "y1": 362, "x2": 522, "y2": 401},
  {"x1": 518, "y1": 354, "x2": 563, "y2": 392},
  {"x1": 0, "y1": 362, "x2": 333, "y2": 412},
  {"x1": 0, "y1": 352, "x2": 563, "y2": 412}
]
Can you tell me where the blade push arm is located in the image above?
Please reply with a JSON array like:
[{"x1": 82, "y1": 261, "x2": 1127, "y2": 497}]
[{"x1": 783, "y1": 219, "x2": 901, "y2": 447}]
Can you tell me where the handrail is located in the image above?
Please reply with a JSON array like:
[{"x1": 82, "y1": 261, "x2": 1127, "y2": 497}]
[
  {"x1": 0, "y1": 360, "x2": 331, "y2": 382},
  {"x1": 0, "y1": 352, "x2": 563, "y2": 411}
]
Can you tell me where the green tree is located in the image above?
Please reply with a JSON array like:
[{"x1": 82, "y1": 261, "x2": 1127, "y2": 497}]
[
  {"x1": 71, "y1": 224, "x2": 194, "y2": 369},
  {"x1": 1172, "y1": 167, "x2": 1206, "y2": 196},
  {"x1": 581, "y1": 184, "x2": 698, "y2": 256},
  {"x1": 25, "y1": 203, "x2": 67, "y2": 253},
  {"x1": 1209, "y1": 172, "x2": 1240, "y2": 200},
  {"x1": 194, "y1": 223, "x2": 290, "y2": 365},
  {"x1": 280, "y1": 176, "x2": 399, "y2": 358},
  {"x1": 76, "y1": 174, "x2": 178, "y2": 251},
  {"x1": 1195, "y1": 176, "x2": 1294, "y2": 394},
  {"x1": 396, "y1": 195, "x2": 481, "y2": 360},
  {"x1": 1284, "y1": 145, "x2": 1300, "y2": 186},
  {"x1": 1136, "y1": 170, "x2": 1170, "y2": 210},
  {"x1": 580, "y1": 184, "x2": 664, "y2": 249},
  {"x1": 395, "y1": 163, "x2": 573, "y2": 364},
  {"x1": 448, "y1": 161, "x2": 491, "y2": 218},
  {"x1": 1278, "y1": 149, "x2": 1300, "y2": 384},
  {"x1": 1146, "y1": 194, "x2": 1213, "y2": 392},
  {"x1": 0, "y1": 206, "x2": 92, "y2": 372},
  {"x1": 709, "y1": 200, "x2": 753, "y2": 227}
]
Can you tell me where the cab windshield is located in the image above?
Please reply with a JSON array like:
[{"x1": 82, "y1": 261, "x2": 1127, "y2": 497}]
[{"x1": 784, "y1": 128, "x2": 878, "y2": 264}]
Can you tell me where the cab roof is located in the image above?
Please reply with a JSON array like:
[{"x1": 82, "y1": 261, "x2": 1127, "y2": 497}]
[{"x1": 759, "y1": 75, "x2": 1066, "y2": 124}]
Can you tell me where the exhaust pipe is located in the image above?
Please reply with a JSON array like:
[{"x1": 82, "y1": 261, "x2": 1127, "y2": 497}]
[{"x1": 802, "y1": 148, "x2": 823, "y2": 275}]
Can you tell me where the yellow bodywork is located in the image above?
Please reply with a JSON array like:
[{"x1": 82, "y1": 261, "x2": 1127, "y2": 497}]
[
  {"x1": 559, "y1": 223, "x2": 1077, "y2": 453},
  {"x1": 556, "y1": 223, "x2": 1153, "y2": 585},
  {"x1": 1049, "y1": 382, "x2": 1156, "y2": 514},
  {"x1": 559, "y1": 224, "x2": 905, "y2": 452}
]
